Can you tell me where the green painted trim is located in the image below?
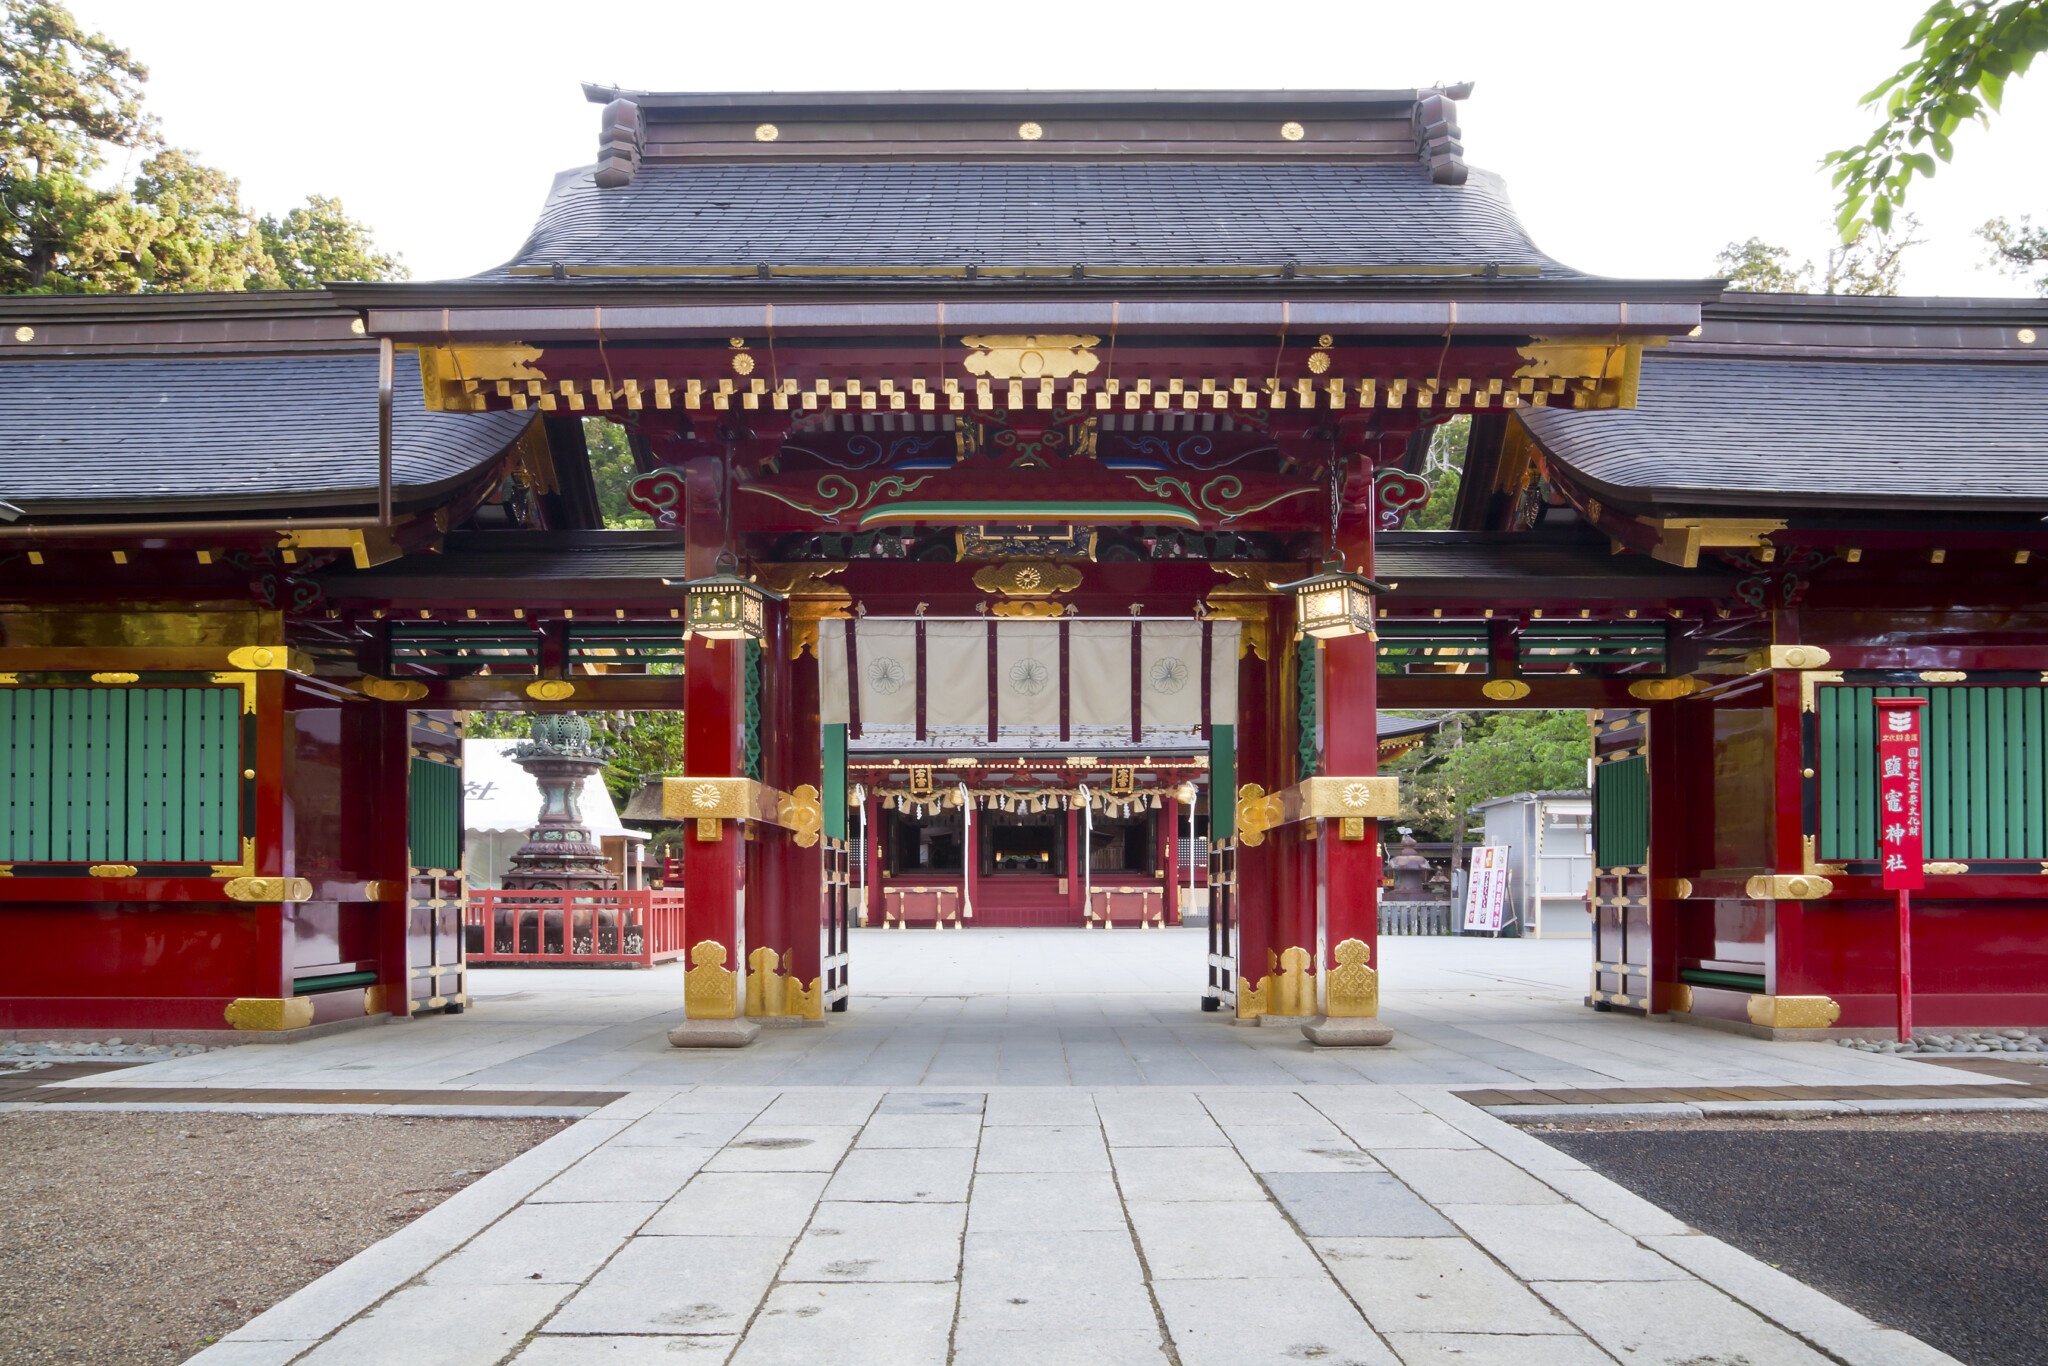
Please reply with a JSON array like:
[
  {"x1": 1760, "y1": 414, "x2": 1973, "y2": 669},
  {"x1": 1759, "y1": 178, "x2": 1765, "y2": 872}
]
[
  {"x1": 1594, "y1": 753, "x2": 1648, "y2": 869},
  {"x1": 859, "y1": 501, "x2": 1203, "y2": 527},
  {"x1": 822, "y1": 723, "x2": 848, "y2": 840},
  {"x1": 1211, "y1": 724, "x2": 1236, "y2": 840},
  {"x1": 293, "y1": 970, "x2": 380, "y2": 996},
  {"x1": 1680, "y1": 968, "x2": 1767, "y2": 993}
]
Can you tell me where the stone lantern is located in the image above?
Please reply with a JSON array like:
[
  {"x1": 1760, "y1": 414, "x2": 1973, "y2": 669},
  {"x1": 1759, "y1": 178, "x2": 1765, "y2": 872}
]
[
  {"x1": 503, "y1": 712, "x2": 621, "y2": 891},
  {"x1": 1383, "y1": 828, "x2": 1436, "y2": 902}
]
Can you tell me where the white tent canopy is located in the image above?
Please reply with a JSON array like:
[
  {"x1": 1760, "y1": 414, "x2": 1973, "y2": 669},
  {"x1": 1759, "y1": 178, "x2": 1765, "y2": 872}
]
[{"x1": 462, "y1": 739, "x2": 644, "y2": 888}]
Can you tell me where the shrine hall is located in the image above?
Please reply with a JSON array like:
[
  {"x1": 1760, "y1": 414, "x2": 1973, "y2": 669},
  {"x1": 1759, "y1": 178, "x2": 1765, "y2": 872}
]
[{"x1": 2, "y1": 86, "x2": 2047, "y2": 1047}]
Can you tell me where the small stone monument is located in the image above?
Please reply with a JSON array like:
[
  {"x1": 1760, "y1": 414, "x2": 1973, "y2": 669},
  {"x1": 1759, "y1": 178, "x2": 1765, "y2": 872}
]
[{"x1": 502, "y1": 712, "x2": 620, "y2": 891}]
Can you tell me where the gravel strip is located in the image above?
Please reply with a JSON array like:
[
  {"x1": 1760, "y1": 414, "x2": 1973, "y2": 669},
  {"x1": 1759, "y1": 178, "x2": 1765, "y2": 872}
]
[
  {"x1": 1528, "y1": 1112, "x2": 2048, "y2": 1366},
  {"x1": 0, "y1": 1110, "x2": 571, "y2": 1365}
]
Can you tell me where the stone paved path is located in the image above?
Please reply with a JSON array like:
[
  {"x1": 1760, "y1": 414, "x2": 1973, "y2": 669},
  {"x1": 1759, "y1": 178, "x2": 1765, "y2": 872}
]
[
  {"x1": 201, "y1": 1083, "x2": 1955, "y2": 1366},
  {"x1": 116, "y1": 934, "x2": 1979, "y2": 1094},
  {"x1": 131, "y1": 935, "x2": 1977, "y2": 1364}
]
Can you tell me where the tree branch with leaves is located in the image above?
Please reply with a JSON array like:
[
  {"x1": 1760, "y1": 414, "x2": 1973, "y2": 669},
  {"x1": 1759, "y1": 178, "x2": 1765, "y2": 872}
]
[{"x1": 1825, "y1": 0, "x2": 2048, "y2": 238}]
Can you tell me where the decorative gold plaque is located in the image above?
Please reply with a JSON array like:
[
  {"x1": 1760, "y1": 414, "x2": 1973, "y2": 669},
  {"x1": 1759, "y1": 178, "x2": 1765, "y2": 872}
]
[
  {"x1": 223, "y1": 877, "x2": 315, "y2": 902},
  {"x1": 1628, "y1": 677, "x2": 1698, "y2": 700},
  {"x1": 1744, "y1": 874, "x2": 1834, "y2": 901},
  {"x1": 87, "y1": 864, "x2": 139, "y2": 878},
  {"x1": 1280, "y1": 121, "x2": 1305, "y2": 141},
  {"x1": 754, "y1": 123, "x2": 779, "y2": 142},
  {"x1": 685, "y1": 941, "x2": 740, "y2": 1019},
  {"x1": 1326, "y1": 939, "x2": 1378, "y2": 1017},
  {"x1": 526, "y1": 680, "x2": 576, "y2": 702},
  {"x1": 1481, "y1": 679, "x2": 1531, "y2": 701},
  {"x1": 359, "y1": 678, "x2": 428, "y2": 703},
  {"x1": 224, "y1": 997, "x2": 315, "y2": 1031},
  {"x1": 961, "y1": 335, "x2": 1101, "y2": 381},
  {"x1": 1017, "y1": 121, "x2": 1043, "y2": 140},
  {"x1": 1746, "y1": 994, "x2": 1841, "y2": 1030},
  {"x1": 972, "y1": 560, "x2": 1083, "y2": 597}
]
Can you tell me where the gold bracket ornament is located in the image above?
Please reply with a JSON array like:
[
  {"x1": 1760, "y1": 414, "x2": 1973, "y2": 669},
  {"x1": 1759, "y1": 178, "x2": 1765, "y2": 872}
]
[
  {"x1": 1268, "y1": 946, "x2": 1316, "y2": 1017},
  {"x1": 972, "y1": 560, "x2": 1084, "y2": 597},
  {"x1": 685, "y1": 941, "x2": 740, "y2": 1019},
  {"x1": 1653, "y1": 878, "x2": 1695, "y2": 900},
  {"x1": 88, "y1": 864, "x2": 139, "y2": 878},
  {"x1": 1923, "y1": 861, "x2": 1969, "y2": 875},
  {"x1": 1668, "y1": 982, "x2": 1695, "y2": 1013},
  {"x1": 777, "y1": 785, "x2": 824, "y2": 848},
  {"x1": 223, "y1": 877, "x2": 315, "y2": 902},
  {"x1": 1235, "y1": 784, "x2": 1283, "y2": 847},
  {"x1": 89, "y1": 672, "x2": 140, "y2": 684},
  {"x1": 1326, "y1": 939, "x2": 1379, "y2": 1017},
  {"x1": 1481, "y1": 679, "x2": 1531, "y2": 701},
  {"x1": 359, "y1": 678, "x2": 428, "y2": 703},
  {"x1": 1746, "y1": 995, "x2": 1842, "y2": 1029},
  {"x1": 1628, "y1": 677, "x2": 1698, "y2": 701},
  {"x1": 960, "y1": 335, "x2": 1101, "y2": 380},
  {"x1": 1280, "y1": 776, "x2": 1400, "y2": 824},
  {"x1": 1745, "y1": 874, "x2": 1834, "y2": 901},
  {"x1": 224, "y1": 997, "x2": 315, "y2": 1032},
  {"x1": 526, "y1": 680, "x2": 576, "y2": 702},
  {"x1": 226, "y1": 646, "x2": 311, "y2": 672}
]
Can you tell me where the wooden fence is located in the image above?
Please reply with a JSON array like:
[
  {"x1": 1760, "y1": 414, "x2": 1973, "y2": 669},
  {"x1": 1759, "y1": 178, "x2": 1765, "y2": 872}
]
[{"x1": 465, "y1": 889, "x2": 687, "y2": 967}]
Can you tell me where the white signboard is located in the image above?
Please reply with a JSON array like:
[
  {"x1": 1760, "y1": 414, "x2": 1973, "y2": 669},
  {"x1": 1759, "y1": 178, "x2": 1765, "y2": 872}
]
[{"x1": 1463, "y1": 845, "x2": 1511, "y2": 933}]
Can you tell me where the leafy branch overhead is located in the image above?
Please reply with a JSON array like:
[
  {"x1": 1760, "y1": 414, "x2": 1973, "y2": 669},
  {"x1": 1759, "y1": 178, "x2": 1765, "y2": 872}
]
[
  {"x1": 1825, "y1": 0, "x2": 2048, "y2": 239},
  {"x1": 0, "y1": 0, "x2": 405, "y2": 292}
]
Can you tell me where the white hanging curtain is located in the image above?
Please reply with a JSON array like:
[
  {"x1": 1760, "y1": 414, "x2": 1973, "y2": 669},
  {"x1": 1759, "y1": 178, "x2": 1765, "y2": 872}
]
[{"x1": 819, "y1": 617, "x2": 1240, "y2": 740}]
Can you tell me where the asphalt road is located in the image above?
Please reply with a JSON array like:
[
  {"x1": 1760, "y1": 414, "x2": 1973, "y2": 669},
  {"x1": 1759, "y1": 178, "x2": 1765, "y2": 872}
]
[{"x1": 1536, "y1": 1118, "x2": 2048, "y2": 1366}]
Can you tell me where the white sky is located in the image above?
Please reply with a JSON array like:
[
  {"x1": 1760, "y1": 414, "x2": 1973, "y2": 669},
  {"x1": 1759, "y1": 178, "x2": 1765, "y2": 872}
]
[{"x1": 71, "y1": 0, "x2": 2048, "y2": 295}]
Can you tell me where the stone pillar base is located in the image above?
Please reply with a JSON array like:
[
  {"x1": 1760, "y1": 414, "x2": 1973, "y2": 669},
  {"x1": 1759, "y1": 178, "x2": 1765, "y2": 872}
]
[
  {"x1": 1301, "y1": 1016, "x2": 1394, "y2": 1047},
  {"x1": 667, "y1": 1019, "x2": 761, "y2": 1048}
]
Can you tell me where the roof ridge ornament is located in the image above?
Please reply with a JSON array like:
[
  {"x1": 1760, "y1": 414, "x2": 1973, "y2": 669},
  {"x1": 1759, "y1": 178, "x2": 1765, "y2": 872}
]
[
  {"x1": 596, "y1": 97, "x2": 644, "y2": 188},
  {"x1": 1413, "y1": 86, "x2": 1468, "y2": 186}
]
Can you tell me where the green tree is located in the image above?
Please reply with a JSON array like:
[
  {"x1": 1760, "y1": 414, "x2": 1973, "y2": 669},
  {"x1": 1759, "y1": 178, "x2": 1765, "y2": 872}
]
[
  {"x1": 1388, "y1": 710, "x2": 1591, "y2": 841},
  {"x1": 255, "y1": 194, "x2": 405, "y2": 290},
  {"x1": 0, "y1": 0, "x2": 153, "y2": 290},
  {"x1": 1710, "y1": 219, "x2": 1922, "y2": 297},
  {"x1": 1826, "y1": 0, "x2": 2048, "y2": 237},
  {"x1": 1714, "y1": 237, "x2": 1813, "y2": 293},
  {"x1": 588, "y1": 418, "x2": 654, "y2": 528},
  {"x1": 1406, "y1": 415, "x2": 1468, "y2": 531},
  {"x1": 1, "y1": 0, "x2": 403, "y2": 293},
  {"x1": 1978, "y1": 214, "x2": 2048, "y2": 293}
]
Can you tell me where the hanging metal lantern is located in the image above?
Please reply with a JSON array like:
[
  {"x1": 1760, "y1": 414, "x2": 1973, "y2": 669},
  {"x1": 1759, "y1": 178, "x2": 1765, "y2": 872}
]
[
  {"x1": 1273, "y1": 563, "x2": 1389, "y2": 641},
  {"x1": 672, "y1": 553, "x2": 777, "y2": 642}
]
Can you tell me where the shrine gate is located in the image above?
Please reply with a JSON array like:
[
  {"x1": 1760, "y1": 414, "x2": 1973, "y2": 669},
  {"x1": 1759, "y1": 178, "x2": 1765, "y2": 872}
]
[{"x1": 2, "y1": 87, "x2": 2046, "y2": 1044}]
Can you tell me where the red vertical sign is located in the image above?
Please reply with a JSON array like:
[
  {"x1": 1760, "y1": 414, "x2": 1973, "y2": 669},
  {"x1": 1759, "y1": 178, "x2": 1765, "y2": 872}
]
[{"x1": 1875, "y1": 697, "x2": 1927, "y2": 891}]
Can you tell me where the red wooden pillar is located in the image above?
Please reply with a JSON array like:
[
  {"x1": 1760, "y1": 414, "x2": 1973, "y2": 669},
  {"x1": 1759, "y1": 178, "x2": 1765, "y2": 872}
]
[
  {"x1": 1161, "y1": 795, "x2": 1181, "y2": 925},
  {"x1": 863, "y1": 794, "x2": 883, "y2": 926},
  {"x1": 1318, "y1": 455, "x2": 1382, "y2": 1014},
  {"x1": 780, "y1": 620, "x2": 824, "y2": 1003},
  {"x1": 681, "y1": 458, "x2": 745, "y2": 1017},
  {"x1": 252, "y1": 671, "x2": 292, "y2": 1003},
  {"x1": 1264, "y1": 595, "x2": 1322, "y2": 1016},
  {"x1": 684, "y1": 633, "x2": 745, "y2": 1016},
  {"x1": 1321, "y1": 627, "x2": 1381, "y2": 1009},
  {"x1": 1234, "y1": 621, "x2": 1276, "y2": 1016},
  {"x1": 1066, "y1": 807, "x2": 1083, "y2": 917}
]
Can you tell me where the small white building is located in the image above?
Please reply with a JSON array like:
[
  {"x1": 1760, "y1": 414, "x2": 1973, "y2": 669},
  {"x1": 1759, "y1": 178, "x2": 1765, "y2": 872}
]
[
  {"x1": 1468, "y1": 790, "x2": 1593, "y2": 939},
  {"x1": 461, "y1": 739, "x2": 648, "y2": 889}
]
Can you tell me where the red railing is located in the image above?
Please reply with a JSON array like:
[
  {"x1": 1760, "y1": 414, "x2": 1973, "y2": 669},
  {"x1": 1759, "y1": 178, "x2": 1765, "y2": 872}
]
[{"x1": 464, "y1": 889, "x2": 687, "y2": 967}]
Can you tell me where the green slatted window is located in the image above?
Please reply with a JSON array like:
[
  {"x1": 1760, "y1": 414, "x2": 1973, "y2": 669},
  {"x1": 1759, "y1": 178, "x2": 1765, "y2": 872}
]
[
  {"x1": 1594, "y1": 754, "x2": 1649, "y2": 868},
  {"x1": 0, "y1": 686, "x2": 241, "y2": 864},
  {"x1": 408, "y1": 755, "x2": 462, "y2": 872},
  {"x1": 1818, "y1": 684, "x2": 2048, "y2": 862}
]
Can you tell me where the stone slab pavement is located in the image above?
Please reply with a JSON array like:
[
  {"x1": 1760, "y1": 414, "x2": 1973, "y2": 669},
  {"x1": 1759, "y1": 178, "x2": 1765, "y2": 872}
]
[
  {"x1": 70, "y1": 934, "x2": 1990, "y2": 1366},
  {"x1": 188, "y1": 1082, "x2": 1961, "y2": 1366},
  {"x1": 61, "y1": 932, "x2": 2008, "y2": 1096}
]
